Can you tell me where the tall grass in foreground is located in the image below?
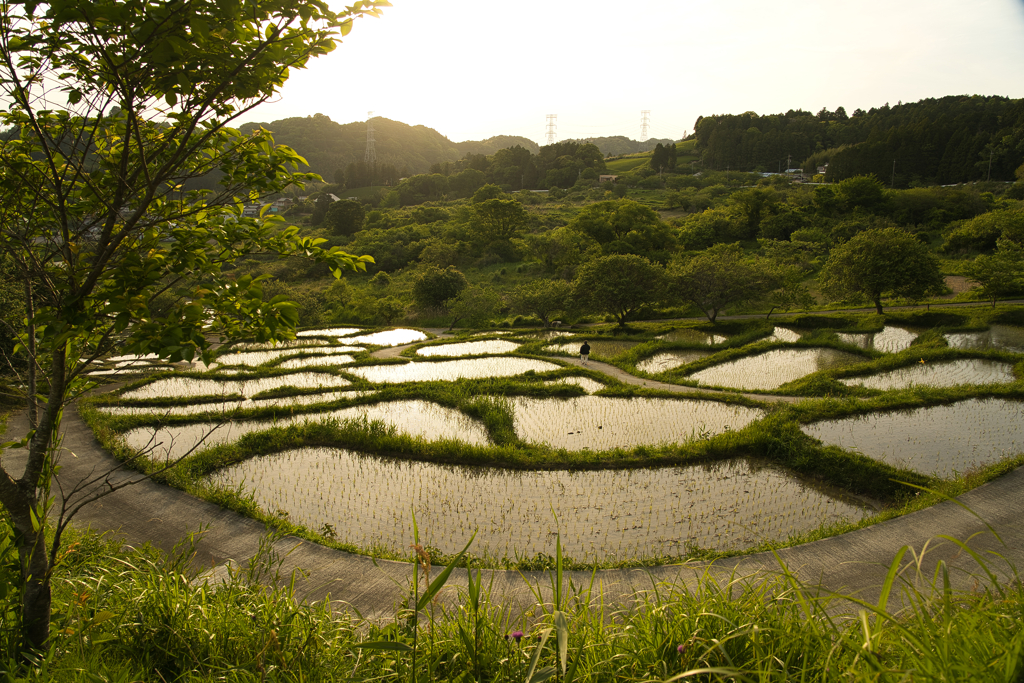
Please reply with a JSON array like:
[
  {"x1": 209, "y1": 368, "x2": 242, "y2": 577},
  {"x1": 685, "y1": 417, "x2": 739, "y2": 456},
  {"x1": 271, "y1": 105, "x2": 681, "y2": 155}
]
[{"x1": 0, "y1": 518, "x2": 1021, "y2": 682}]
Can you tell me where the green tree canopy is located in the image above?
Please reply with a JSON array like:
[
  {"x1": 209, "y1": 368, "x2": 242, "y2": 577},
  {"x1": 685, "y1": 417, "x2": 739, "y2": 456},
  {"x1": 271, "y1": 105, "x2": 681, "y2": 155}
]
[
  {"x1": 573, "y1": 254, "x2": 665, "y2": 326},
  {"x1": 324, "y1": 199, "x2": 366, "y2": 235},
  {"x1": 568, "y1": 199, "x2": 674, "y2": 261},
  {"x1": 672, "y1": 243, "x2": 780, "y2": 322},
  {"x1": 413, "y1": 265, "x2": 468, "y2": 311},
  {"x1": 0, "y1": 0, "x2": 386, "y2": 650},
  {"x1": 819, "y1": 228, "x2": 945, "y2": 314},
  {"x1": 510, "y1": 279, "x2": 573, "y2": 327},
  {"x1": 962, "y1": 238, "x2": 1024, "y2": 306}
]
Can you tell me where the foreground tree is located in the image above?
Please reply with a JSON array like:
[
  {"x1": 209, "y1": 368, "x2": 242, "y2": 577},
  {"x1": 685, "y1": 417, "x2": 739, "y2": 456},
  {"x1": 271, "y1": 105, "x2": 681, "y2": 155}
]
[
  {"x1": 0, "y1": 0, "x2": 388, "y2": 651},
  {"x1": 573, "y1": 254, "x2": 665, "y2": 326},
  {"x1": 818, "y1": 228, "x2": 944, "y2": 314},
  {"x1": 412, "y1": 265, "x2": 468, "y2": 312},
  {"x1": 672, "y1": 244, "x2": 781, "y2": 323}
]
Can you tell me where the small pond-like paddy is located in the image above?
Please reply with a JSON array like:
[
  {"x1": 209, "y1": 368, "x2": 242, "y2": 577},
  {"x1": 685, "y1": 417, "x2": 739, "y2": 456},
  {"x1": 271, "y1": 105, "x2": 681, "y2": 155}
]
[
  {"x1": 764, "y1": 327, "x2": 802, "y2": 344},
  {"x1": 543, "y1": 377, "x2": 606, "y2": 393},
  {"x1": 840, "y1": 359, "x2": 1017, "y2": 390},
  {"x1": 802, "y1": 398, "x2": 1024, "y2": 477},
  {"x1": 278, "y1": 354, "x2": 355, "y2": 369},
  {"x1": 99, "y1": 390, "x2": 372, "y2": 417},
  {"x1": 548, "y1": 340, "x2": 638, "y2": 358},
  {"x1": 119, "y1": 372, "x2": 351, "y2": 400},
  {"x1": 215, "y1": 347, "x2": 359, "y2": 368},
  {"x1": 206, "y1": 449, "x2": 873, "y2": 561},
  {"x1": 123, "y1": 400, "x2": 490, "y2": 461},
  {"x1": 837, "y1": 326, "x2": 918, "y2": 354},
  {"x1": 296, "y1": 327, "x2": 362, "y2": 338},
  {"x1": 417, "y1": 340, "x2": 521, "y2": 357},
  {"x1": 350, "y1": 357, "x2": 560, "y2": 383},
  {"x1": 945, "y1": 325, "x2": 1024, "y2": 354},
  {"x1": 512, "y1": 396, "x2": 762, "y2": 450},
  {"x1": 657, "y1": 329, "x2": 727, "y2": 345},
  {"x1": 688, "y1": 348, "x2": 863, "y2": 391},
  {"x1": 346, "y1": 329, "x2": 428, "y2": 346},
  {"x1": 637, "y1": 350, "x2": 711, "y2": 374}
]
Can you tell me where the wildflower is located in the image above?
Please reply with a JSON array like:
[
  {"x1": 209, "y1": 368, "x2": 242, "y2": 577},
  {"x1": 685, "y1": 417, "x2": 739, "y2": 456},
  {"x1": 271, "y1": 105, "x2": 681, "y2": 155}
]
[
  {"x1": 920, "y1": 358, "x2": 926, "y2": 364},
  {"x1": 512, "y1": 630, "x2": 524, "y2": 642}
]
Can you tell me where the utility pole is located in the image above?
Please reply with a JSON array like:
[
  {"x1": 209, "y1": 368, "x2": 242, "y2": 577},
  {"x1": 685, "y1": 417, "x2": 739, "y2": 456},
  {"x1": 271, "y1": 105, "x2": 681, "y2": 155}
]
[
  {"x1": 891, "y1": 159, "x2": 896, "y2": 188},
  {"x1": 545, "y1": 114, "x2": 557, "y2": 145},
  {"x1": 987, "y1": 149, "x2": 994, "y2": 181}
]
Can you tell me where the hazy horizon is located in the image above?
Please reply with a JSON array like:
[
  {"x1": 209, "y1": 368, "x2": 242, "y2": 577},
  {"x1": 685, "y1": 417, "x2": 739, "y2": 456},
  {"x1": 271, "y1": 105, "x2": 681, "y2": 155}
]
[{"x1": 241, "y1": 0, "x2": 1024, "y2": 146}]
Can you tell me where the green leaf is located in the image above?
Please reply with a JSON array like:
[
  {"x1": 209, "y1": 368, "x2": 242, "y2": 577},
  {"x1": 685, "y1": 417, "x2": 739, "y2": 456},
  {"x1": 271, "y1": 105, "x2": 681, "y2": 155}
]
[
  {"x1": 355, "y1": 641, "x2": 412, "y2": 652},
  {"x1": 416, "y1": 530, "x2": 476, "y2": 612}
]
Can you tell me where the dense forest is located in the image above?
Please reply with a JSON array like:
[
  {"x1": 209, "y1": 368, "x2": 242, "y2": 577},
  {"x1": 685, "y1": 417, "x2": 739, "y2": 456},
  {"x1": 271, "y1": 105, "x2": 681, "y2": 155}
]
[{"x1": 693, "y1": 95, "x2": 1024, "y2": 186}]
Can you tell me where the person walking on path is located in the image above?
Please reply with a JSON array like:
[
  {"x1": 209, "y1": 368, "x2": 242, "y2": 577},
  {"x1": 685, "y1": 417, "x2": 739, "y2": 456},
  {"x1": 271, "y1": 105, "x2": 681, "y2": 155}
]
[{"x1": 580, "y1": 340, "x2": 591, "y2": 365}]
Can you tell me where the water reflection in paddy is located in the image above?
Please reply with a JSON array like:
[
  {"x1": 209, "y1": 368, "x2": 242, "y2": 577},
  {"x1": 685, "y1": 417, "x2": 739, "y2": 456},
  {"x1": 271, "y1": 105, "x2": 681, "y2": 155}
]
[
  {"x1": 215, "y1": 347, "x2": 359, "y2": 367},
  {"x1": 837, "y1": 326, "x2": 918, "y2": 353},
  {"x1": 657, "y1": 329, "x2": 727, "y2": 344},
  {"x1": 513, "y1": 396, "x2": 762, "y2": 450},
  {"x1": 278, "y1": 354, "x2": 355, "y2": 369},
  {"x1": 840, "y1": 359, "x2": 1016, "y2": 390},
  {"x1": 548, "y1": 340, "x2": 638, "y2": 358},
  {"x1": 689, "y1": 348, "x2": 862, "y2": 391},
  {"x1": 206, "y1": 449, "x2": 872, "y2": 560},
  {"x1": 346, "y1": 329, "x2": 428, "y2": 346},
  {"x1": 99, "y1": 390, "x2": 372, "y2": 417},
  {"x1": 764, "y1": 327, "x2": 802, "y2": 344},
  {"x1": 417, "y1": 340, "x2": 521, "y2": 357},
  {"x1": 297, "y1": 327, "x2": 362, "y2": 338},
  {"x1": 637, "y1": 350, "x2": 710, "y2": 374},
  {"x1": 350, "y1": 357, "x2": 560, "y2": 383},
  {"x1": 803, "y1": 398, "x2": 1024, "y2": 477},
  {"x1": 945, "y1": 325, "x2": 1024, "y2": 354},
  {"x1": 120, "y1": 372, "x2": 351, "y2": 400},
  {"x1": 123, "y1": 400, "x2": 489, "y2": 461}
]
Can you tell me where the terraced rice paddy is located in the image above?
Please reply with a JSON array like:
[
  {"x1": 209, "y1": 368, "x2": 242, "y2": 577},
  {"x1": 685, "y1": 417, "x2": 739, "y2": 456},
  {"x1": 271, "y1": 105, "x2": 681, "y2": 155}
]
[
  {"x1": 840, "y1": 359, "x2": 1017, "y2": 390},
  {"x1": 98, "y1": 390, "x2": 371, "y2": 416},
  {"x1": 764, "y1": 327, "x2": 802, "y2": 343},
  {"x1": 802, "y1": 398, "x2": 1024, "y2": 477},
  {"x1": 345, "y1": 329, "x2": 428, "y2": 346},
  {"x1": 349, "y1": 357, "x2": 560, "y2": 384},
  {"x1": 119, "y1": 372, "x2": 351, "y2": 400},
  {"x1": 543, "y1": 377, "x2": 606, "y2": 393},
  {"x1": 945, "y1": 325, "x2": 1024, "y2": 354},
  {"x1": 122, "y1": 400, "x2": 490, "y2": 461},
  {"x1": 416, "y1": 340, "x2": 521, "y2": 357},
  {"x1": 548, "y1": 340, "x2": 638, "y2": 358},
  {"x1": 657, "y1": 329, "x2": 727, "y2": 344},
  {"x1": 688, "y1": 348, "x2": 862, "y2": 391},
  {"x1": 215, "y1": 347, "x2": 358, "y2": 367},
  {"x1": 837, "y1": 326, "x2": 918, "y2": 353},
  {"x1": 637, "y1": 350, "x2": 711, "y2": 374},
  {"x1": 278, "y1": 354, "x2": 355, "y2": 369},
  {"x1": 512, "y1": 396, "x2": 762, "y2": 450},
  {"x1": 206, "y1": 449, "x2": 872, "y2": 560},
  {"x1": 296, "y1": 327, "x2": 362, "y2": 338}
]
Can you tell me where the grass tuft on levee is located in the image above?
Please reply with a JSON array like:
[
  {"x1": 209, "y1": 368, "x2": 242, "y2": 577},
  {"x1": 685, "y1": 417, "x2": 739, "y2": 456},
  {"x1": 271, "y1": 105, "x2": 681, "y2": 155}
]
[{"x1": 2, "y1": 517, "x2": 1021, "y2": 681}]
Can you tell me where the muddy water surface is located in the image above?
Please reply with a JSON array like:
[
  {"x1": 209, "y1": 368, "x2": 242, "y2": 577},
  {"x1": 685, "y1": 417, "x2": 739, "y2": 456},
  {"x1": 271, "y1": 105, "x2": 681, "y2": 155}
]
[
  {"x1": 350, "y1": 357, "x2": 560, "y2": 384},
  {"x1": 840, "y1": 359, "x2": 1017, "y2": 390},
  {"x1": 688, "y1": 348, "x2": 862, "y2": 391},
  {"x1": 417, "y1": 340, "x2": 521, "y2": 357}
]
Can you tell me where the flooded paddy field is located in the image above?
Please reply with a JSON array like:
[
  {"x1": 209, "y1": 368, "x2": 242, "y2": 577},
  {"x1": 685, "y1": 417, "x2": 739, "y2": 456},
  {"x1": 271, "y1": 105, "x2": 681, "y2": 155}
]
[
  {"x1": 802, "y1": 398, "x2": 1024, "y2": 477},
  {"x1": 837, "y1": 326, "x2": 919, "y2": 353},
  {"x1": 548, "y1": 340, "x2": 639, "y2": 358},
  {"x1": 122, "y1": 400, "x2": 490, "y2": 461},
  {"x1": 637, "y1": 350, "x2": 711, "y2": 374},
  {"x1": 345, "y1": 329, "x2": 428, "y2": 346},
  {"x1": 945, "y1": 325, "x2": 1024, "y2": 354},
  {"x1": 543, "y1": 377, "x2": 606, "y2": 393},
  {"x1": 119, "y1": 372, "x2": 352, "y2": 400},
  {"x1": 764, "y1": 327, "x2": 802, "y2": 344},
  {"x1": 840, "y1": 359, "x2": 1017, "y2": 390},
  {"x1": 657, "y1": 329, "x2": 728, "y2": 345},
  {"x1": 206, "y1": 449, "x2": 873, "y2": 561},
  {"x1": 512, "y1": 396, "x2": 762, "y2": 450},
  {"x1": 688, "y1": 348, "x2": 863, "y2": 391},
  {"x1": 350, "y1": 357, "x2": 560, "y2": 383},
  {"x1": 296, "y1": 327, "x2": 362, "y2": 338},
  {"x1": 98, "y1": 390, "x2": 371, "y2": 417},
  {"x1": 214, "y1": 347, "x2": 360, "y2": 368},
  {"x1": 278, "y1": 354, "x2": 356, "y2": 369},
  {"x1": 417, "y1": 339, "x2": 521, "y2": 357}
]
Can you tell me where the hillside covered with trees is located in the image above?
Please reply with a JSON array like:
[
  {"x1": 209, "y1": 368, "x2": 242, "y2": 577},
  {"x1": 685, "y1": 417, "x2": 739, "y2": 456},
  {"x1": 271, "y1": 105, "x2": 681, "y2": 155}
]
[{"x1": 692, "y1": 95, "x2": 1024, "y2": 186}]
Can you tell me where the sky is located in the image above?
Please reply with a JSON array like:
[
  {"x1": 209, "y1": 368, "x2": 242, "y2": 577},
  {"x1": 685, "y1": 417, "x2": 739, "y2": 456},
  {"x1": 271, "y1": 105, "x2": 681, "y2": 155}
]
[{"x1": 242, "y1": 0, "x2": 1024, "y2": 145}]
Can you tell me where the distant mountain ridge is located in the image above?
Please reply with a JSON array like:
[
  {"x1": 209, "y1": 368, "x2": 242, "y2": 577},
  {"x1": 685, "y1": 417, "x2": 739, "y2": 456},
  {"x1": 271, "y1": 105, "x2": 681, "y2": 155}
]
[{"x1": 238, "y1": 114, "x2": 667, "y2": 180}]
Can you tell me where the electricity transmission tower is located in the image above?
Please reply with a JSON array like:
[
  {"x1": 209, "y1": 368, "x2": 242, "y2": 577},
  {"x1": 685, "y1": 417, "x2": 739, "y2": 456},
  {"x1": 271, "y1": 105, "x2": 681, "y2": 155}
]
[
  {"x1": 640, "y1": 110, "x2": 650, "y2": 150},
  {"x1": 545, "y1": 114, "x2": 557, "y2": 145}
]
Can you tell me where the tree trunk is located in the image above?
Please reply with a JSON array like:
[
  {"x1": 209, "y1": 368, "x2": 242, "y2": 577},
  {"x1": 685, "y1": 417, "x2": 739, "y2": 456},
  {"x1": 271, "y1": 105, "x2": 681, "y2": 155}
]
[
  {"x1": 874, "y1": 298, "x2": 884, "y2": 315},
  {"x1": 18, "y1": 525, "x2": 51, "y2": 652}
]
